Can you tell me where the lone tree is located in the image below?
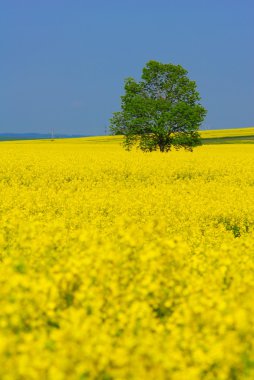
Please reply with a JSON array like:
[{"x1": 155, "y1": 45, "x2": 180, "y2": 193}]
[{"x1": 110, "y1": 60, "x2": 207, "y2": 152}]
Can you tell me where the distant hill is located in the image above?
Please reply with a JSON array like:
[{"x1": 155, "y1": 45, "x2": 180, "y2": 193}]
[
  {"x1": 1, "y1": 127, "x2": 254, "y2": 144},
  {"x1": 200, "y1": 127, "x2": 254, "y2": 144},
  {"x1": 0, "y1": 133, "x2": 87, "y2": 141}
]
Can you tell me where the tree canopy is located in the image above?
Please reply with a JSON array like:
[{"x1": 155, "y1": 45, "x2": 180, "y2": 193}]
[{"x1": 110, "y1": 60, "x2": 207, "y2": 152}]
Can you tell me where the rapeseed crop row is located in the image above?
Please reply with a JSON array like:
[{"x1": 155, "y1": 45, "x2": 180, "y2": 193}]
[{"x1": 1, "y1": 139, "x2": 254, "y2": 379}]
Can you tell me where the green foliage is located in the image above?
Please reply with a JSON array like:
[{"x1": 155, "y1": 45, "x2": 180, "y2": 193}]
[{"x1": 110, "y1": 60, "x2": 207, "y2": 152}]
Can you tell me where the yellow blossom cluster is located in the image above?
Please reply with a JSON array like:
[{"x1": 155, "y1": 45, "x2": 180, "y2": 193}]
[{"x1": 1, "y1": 137, "x2": 254, "y2": 379}]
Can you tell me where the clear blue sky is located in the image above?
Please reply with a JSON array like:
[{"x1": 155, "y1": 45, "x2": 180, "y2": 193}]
[{"x1": 1, "y1": 0, "x2": 254, "y2": 135}]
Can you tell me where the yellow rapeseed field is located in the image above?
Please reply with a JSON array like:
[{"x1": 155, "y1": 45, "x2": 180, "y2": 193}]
[
  {"x1": 1, "y1": 136, "x2": 254, "y2": 380},
  {"x1": 200, "y1": 127, "x2": 254, "y2": 138}
]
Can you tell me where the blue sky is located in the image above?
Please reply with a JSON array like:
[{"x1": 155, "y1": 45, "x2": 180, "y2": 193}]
[{"x1": 1, "y1": 0, "x2": 254, "y2": 135}]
